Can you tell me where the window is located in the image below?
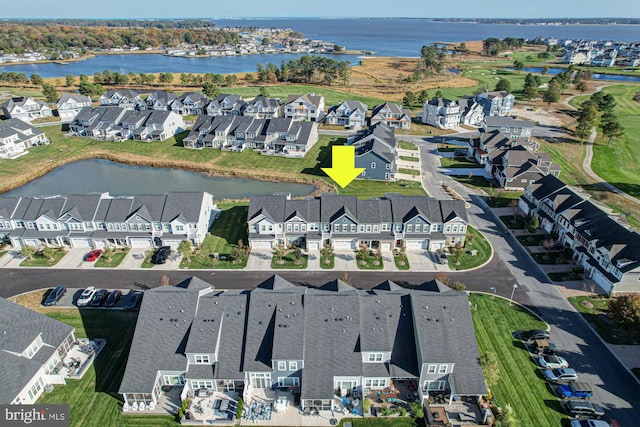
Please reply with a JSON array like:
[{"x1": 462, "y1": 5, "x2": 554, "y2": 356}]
[
  {"x1": 438, "y1": 365, "x2": 448, "y2": 374},
  {"x1": 278, "y1": 361, "x2": 287, "y2": 370},
  {"x1": 278, "y1": 377, "x2": 300, "y2": 387},
  {"x1": 191, "y1": 380, "x2": 213, "y2": 389},
  {"x1": 452, "y1": 225, "x2": 458, "y2": 232},
  {"x1": 386, "y1": 164, "x2": 391, "y2": 170},
  {"x1": 407, "y1": 224, "x2": 413, "y2": 232},
  {"x1": 445, "y1": 225, "x2": 451, "y2": 232},
  {"x1": 371, "y1": 162, "x2": 376, "y2": 169},
  {"x1": 385, "y1": 173, "x2": 391, "y2": 179},
  {"x1": 194, "y1": 354, "x2": 210, "y2": 364},
  {"x1": 459, "y1": 225, "x2": 465, "y2": 233},
  {"x1": 366, "y1": 224, "x2": 372, "y2": 232},
  {"x1": 368, "y1": 353, "x2": 383, "y2": 362},
  {"x1": 294, "y1": 224, "x2": 299, "y2": 232},
  {"x1": 350, "y1": 224, "x2": 356, "y2": 232},
  {"x1": 26, "y1": 340, "x2": 40, "y2": 358},
  {"x1": 364, "y1": 378, "x2": 387, "y2": 387},
  {"x1": 289, "y1": 361, "x2": 298, "y2": 371},
  {"x1": 286, "y1": 224, "x2": 292, "y2": 232},
  {"x1": 427, "y1": 364, "x2": 437, "y2": 374},
  {"x1": 175, "y1": 225, "x2": 184, "y2": 232}
]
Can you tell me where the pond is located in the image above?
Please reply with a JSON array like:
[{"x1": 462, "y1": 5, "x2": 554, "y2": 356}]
[
  {"x1": 3, "y1": 159, "x2": 315, "y2": 198},
  {"x1": 509, "y1": 67, "x2": 640, "y2": 82}
]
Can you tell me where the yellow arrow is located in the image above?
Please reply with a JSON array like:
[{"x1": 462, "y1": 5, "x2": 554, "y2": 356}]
[{"x1": 321, "y1": 145, "x2": 365, "y2": 188}]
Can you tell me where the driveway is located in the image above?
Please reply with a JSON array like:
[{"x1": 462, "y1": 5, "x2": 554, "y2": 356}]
[
  {"x1": 56, "y1": 248, "x2": 92, "y2": 269},
  {"x1": 333, "y1": 250, "x2": 355, "y2": 271},
  {"x1": 119, "y1": 248, "x2": 149, "y2": 269},
  {"x1": 246, "y1": 249, "x2": 273, "y2": 271},
  {"x1": 406, "y1": 250, "x2": 446, "y2": 272}
]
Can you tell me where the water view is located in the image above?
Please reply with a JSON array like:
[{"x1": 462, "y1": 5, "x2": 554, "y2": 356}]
[
  {"x1": 3, "y1": 159, "x2": 315, "y2": 198},
  {"x1": 513, "y1": 67, "x2": 640, "y2": 82}
]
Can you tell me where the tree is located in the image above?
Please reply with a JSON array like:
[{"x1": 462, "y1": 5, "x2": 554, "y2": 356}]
[
  {"x1": 494, "y1": 78, "x2": 511, "y2": 93},
  {"x1": 225, "y1": 74, "x2": 238, "y2": 86},
  {"x1": 202, "y1": 82, "x2": 220, "y2": 98},
  {"x1": 177, "y1": 240, "x2": 193, "y2": 263},
  {"x1": 608, "y1": 295, "x2": 640, "y2": 335},
  {"x1": 20, "y1": 245, "x2": 36, "y2": 261},
  {"x1": 576, "y1": 81, "x2": 588, "y2": 94},
  {"x1": 41, "y1": 83, "x2": 59, "y2": 103},
  {"x1": 160, "y1": 275, "x2": 171, "y2": 287},
  {"x1": 180, "y1": 73, "x2": 192, "y2": 86},
  {"x1": 522, "y1": 73, "x2": 539, "y2": 100},
  {"x1": 527, "y1": 216, "x2": 539, "y2": 234},
  {"x1": 579, "y1": 100, "x2": 599, "y2": 127},
  {"x1": 403, "y1": 91, "x2": 416, "y2": 108},
  {"x1": 102, "y1": 246, "x2": 114, "y2": 262},
  {"x1": 597, "y1": 93, "x2": 617, "y2": 113},
  {"x1": 513, "y1": 60, "x2": 525, "y2": 72},
  {"x1": 450, "y1": 281, "x2": 467, "y2": 292},
  {"x1": 30, "y1": 73, "x2": 43, "y2": 86},
  {"x1": 356, "y1": 243, "x2": 369, "y2": 262},
  {"x1": 79, "y1": 73, "x2": 88, "y2": 83},
  {"x1": 541, "y1": 66, "x2": 549, "y2": 75},
  {"x1": 543, "y1": 79, "x2": 561, "y2": 105},
  {"x1": 274, "y1": 244, "x2": 287, "y2": 263},
  {"x1": 42, "y1": 246, "x2": 57, "y2": 262},
  {"x1": 65, "y1": 74, "x2": 75, "y2": 87},
  {"x1": 434, "y1": 90, "x2": 443, "y2": 99},
  {"x1": 434, "y1": 272, "x2": 451, "y2": 286},
  {"x1": 258, "y1": 86, "x2": 270, "y2": 97},
  {"x1": 574, "y1": 120, "x2": 592, "y2": 143},
  {"x1": 480, "y1": 352, "x2": 500, "y2": 386},
  {"x1": 542, "y1": 236, "x2": 556, "y2": 256},
  {"x1": 158, "y1": 72, "x2": 174, "y2": 85},
  {"x1": 601, "y1": 112, "x2": 625, "y2": 146},
  {"x1": 418, "y1": 89, "x2": 429, "y2": 105}
]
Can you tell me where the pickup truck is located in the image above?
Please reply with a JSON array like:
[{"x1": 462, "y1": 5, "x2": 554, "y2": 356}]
[{"x1": 557, "y1": 382, "x2": 593, "y2": 399}]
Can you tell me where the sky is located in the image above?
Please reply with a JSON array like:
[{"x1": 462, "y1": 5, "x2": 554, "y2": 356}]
[{"x1": 2, "y1": 0, "x2": 639, "y2": 19}]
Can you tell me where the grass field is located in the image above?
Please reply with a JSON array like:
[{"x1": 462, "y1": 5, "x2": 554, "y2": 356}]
[
  {"x1": 20, "y1": 249, "x2": 67, "y2": 267},
  {"x1": 338, "y1": 180, "x2": 427, "y2": 198},
  {"x1": 182, "y1": 202, "x2": 249, "y2": 269},
  {"x1": 271, "y1": 252, "x2": 308, "y2": 269},
  {"x1": 440, "y1": 157, "x2": 481, "y2": 168},
  {"x1": 227, "y1": 84, "x2": 387, "y2": 107},
  {"x1": 94, "y1": 249, "x2": 129, "y2": 268},
  {"x1": 398, "y1": 168, "x2": 421, "y2": 176},
  {"x1": 462, "y1": 68, "x2": 551, "y2": 100},
  {"x1": 469, "y1": 294, "x2": 566, "y2": 426},
  {"x1": 448, "y1": 225, "x2": 492, "y2": 271},
  {"x1": 38, "y1": 309, "x2": 178, "y2": 427},
  {"x1": 398, "y1": 140, "x2": 419, "y2": 150},
  {"x1": 568, "y1": 296, "x2": 640, "y2": 345}
]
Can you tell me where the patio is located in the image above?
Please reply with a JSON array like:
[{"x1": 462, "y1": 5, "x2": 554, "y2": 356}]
[
  {"x1": 124, "y1": 385, "x2": 182, "y2": 415},
  {"x1": 424, "y1": 396, "x2": 491, "y2": 426},
  {"x1": 184, "y1": 391, "x2": 238, "y2": 424},
  {"x1": 60, "y1": 338, "x2": 106, "y2": 379}
]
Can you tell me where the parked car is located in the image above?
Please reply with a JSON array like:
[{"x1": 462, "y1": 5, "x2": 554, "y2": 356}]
[
  {"x1": 89, "y1": 289, "x2": 108, "y2": 307},
  {"x1": 77, "y1": 287, "x2": 97, "y2": 307},
  {"x1": 565, "y1": 400, "x2": 605, "y2": 419},
  {"x1": 532, "y1": 339, "x2": 558, "y2": 355},
  {"x1": 85, "y1": 249, "x2": 103, "y2": 262},
  {"x1": 558, "y1": 382, "x2": 593, "y2": 400},
  {"x1": 124, "y1": 291, "x2": 143, "y2": 310},
  {"x1": 538, "y1": 354, "x2": 569, "y2": 369},
  {"x1": 151, "y1": 246, "x2": 171, "y2": 264},
  {"x1": 43, "y1": 286, "x2": 66, "y2": 306},
  {"x1": 543, "y1": 368, "x2": 578, "y2": 383},
  {"x1": 570, "y1": 420, "x2": 610, "y2": 427},
  {"x1": 104, "y1": 290, "x2": 123, "y2": 307},
  {"x1": 520, "y1": 329, "x2": 551, "y2": 341}
]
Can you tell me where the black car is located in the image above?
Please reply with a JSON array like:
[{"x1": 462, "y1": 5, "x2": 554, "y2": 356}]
[
  {"x1": 89, "y1": 289, "x2": 108, "y2": 307},
  {"x1": 43, "y1": 286, "x2": 66, "y2": 306},
  {"x1": 566, "y1": 400, "x2": 605, "y2": 419},
  {"x1": 151, "y1": 246, "x2": 172, "y2": 264},
  {"x1": 520, "y1": 329, "x2": 551, "y2": 341},
  {"x1": 104, "y1": 290, "x2": 123, "y2": 307},
  {"x1": 124, "y1": 291, "x2": 143, "y2": 310}
]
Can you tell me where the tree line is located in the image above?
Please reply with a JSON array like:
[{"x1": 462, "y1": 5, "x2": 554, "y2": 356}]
[
  {"x1": 0, "y1": 23, "x2": 241, "y2": 55},
  {"x1": 482, "y1": 38, "x2": 526, "y2": 56},
  {"x1": 253, "y1": 56, "x2": 350, "y2": 86}
]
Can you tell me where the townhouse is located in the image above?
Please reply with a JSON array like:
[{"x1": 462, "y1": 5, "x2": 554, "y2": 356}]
[
  {"x1": 170, "y1": 92, "x2": 209, "y2": 116},
  {"x1": 2, "y1": 97, "x2": 53, "y2": 123},
  {"x1": 519, "y1": 175, "x2": 640, "y2": 294},
  {"x1": 182, "y1": 115, "x2": 318, "y2": 155},
  {"x1": 144, "y1": 90, "x2": 178, "y2": 111},
  {"x1": 118, "y1": 275, "x2": 486, "y2": 414},
  {"x1": 205, "y1": 94, "x2": 245, "y2": 117},
  {"x1": 325, "y1": 100, "x2": 368, "y2": 129},
  {"x1": 284, "y1": 94, "x2": 325, "y2": 122},
  {"x1": 348, "y1": 123, "x2": 397, "y2": 181},
  {"x1": 0, "y1": 118, "x2": 50, "y2": 159},
  {"x1": 247, "y1": 193, "x2": 468, "y2": 251},
  {"x1": 457, "y1": 96, "x2": 485, "y2": 127},
  {"x1": 0, "y1": 192, "x2": 216, "y2": 250},
  {"x1": 370, "y1": 102, "x2": 411, "y2": 130},
  {"x1": 467, "y1": 130, "x2": 558, "y2": 190},
  {"x1": 55, "y1": 94, "x2": 92, "y2": 122},
  {"x1": 69, "y1": 106, "x2": 185, "y2": 142},
  {"x1": 483, "y1": 116, "x2": 534, "y2": 142},
  {"x1": 99, "y1": 89, "x2": 144, "y2": 110},
  {"x1": 0, "y1": 297, "x2": 76, "y2": 405},
  {"x1": 475, "y1": 91, "x2": 514, "y2": 117},
  {"x1": 240, "y1": 95, "x2": 283, "y2": 119},
  {"x1": 421, "y1": 98, "x2": 461, "y2": 130}
]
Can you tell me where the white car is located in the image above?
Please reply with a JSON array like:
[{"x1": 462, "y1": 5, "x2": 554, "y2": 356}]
[
  {"x1": 77, "y1": 287, "x2": 96, "y2": 307},
  {"x1": 538, "y1": 354, "x2": 569, "y2": 369}
]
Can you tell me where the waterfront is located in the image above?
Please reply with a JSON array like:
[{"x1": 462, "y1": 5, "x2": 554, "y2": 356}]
[
  {"x1": 3, "y1": 159, "x2": 315, "y2": 198},
  {"x1": 513, "y1": 67, "x2": 640, "y2": 82}
]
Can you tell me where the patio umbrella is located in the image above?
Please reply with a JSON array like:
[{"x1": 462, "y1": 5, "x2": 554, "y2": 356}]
[{"x1": 243, "y1": 383, "x2": 253, "y2": 404}]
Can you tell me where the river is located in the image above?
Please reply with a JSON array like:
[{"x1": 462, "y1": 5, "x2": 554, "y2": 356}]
[
  {"x1": 1, "y1": 19, "x2": 638, "y2": 77},
  {"x1": 507, "y1": 67, "x2": 640, "y2": 82},
  {"x1": 2, "y1": 159, "x2": 315, "y2": 198}
]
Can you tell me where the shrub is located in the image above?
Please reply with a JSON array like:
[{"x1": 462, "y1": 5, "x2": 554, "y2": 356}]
[
  {"x1": 236, "y1": 398, "x2": 244, "y2": 419},
  {"x1": 176, "y1": 409, "x2": 184, "y2": 422},
  {"x1": 363, "y1": 398, "x2": 371, "y2": 414}
]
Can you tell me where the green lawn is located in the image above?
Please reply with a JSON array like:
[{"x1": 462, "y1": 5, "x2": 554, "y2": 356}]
[
  {"x1": 440, "y1": 157, "x2": 482, "y2": 168},
  {"x1": 448, "y1": 225, "x2": 492, "y2": 271},
  {"x1": 393, "y1": 253, "x2": 410, "y2": 270},
  {"x1": 337, "y1": 418, "x2": 422, "y2": 427},
  {"x1": 469, "y1": 294, "x2": 566, "y2": 427},
  {"x1": 463, "y1": 67, "x2": 552, "y2": 101},
  {"x1": 398, "y1": 140, "x2": 419, "y2": 150},
  {"x1": 400, "y1": 155, "x2": 419, "y2": 162},
  {"x1": 0, "y1": 250, "x2": 7, "y2": 259},
  {"x1": 568, "y1": 296, "x2": 640, "y2": 345},
  {"x1": 516, "y1": 234, "x2": 547, "y2": 246},
  {"x1": 499, "y1": 215, "x2": 525, "y2": 229},
  {"x1": 227, "y1": 83, "x2": 387, "y2": 106},
  {"x1": 271, "y1": 252, "x2": 308, "y2": 269},
  {"x1": 320, "y1": 253, "x2": 335, "y2": 269},
  {"x1": 38, "y1": 309, "x2": 178, "y2": 427},
  {"x1": 547, "y1": 271, "x2": 584, "y2": 282},
  {"x1": 182, "y1": 203, "x2": 249, "y2": 269},
  {"x1": 94, "y1": 249, "x2": 129, "y2": 268},
  {"x1": 20, "y1": 249, "x2": 67, "y2": 267},
  {"x1": 356, "y1": 253, "x2": 384, "y2": 270},
  {"x1": 140, "y1": 251, "x2": 155, "y2": 268},
  {"x1": 338, "y1": 180, "x2": 427, "y2": 198},
  {"x1": 398, "y1": 168, "x2": 421, "y2": 176},
  {"x1": 530, "y1": 251, "x2": 569, "y2": 265},
  {"x1": 0, "y1": 85, "x2": 44, "y2": 97}
]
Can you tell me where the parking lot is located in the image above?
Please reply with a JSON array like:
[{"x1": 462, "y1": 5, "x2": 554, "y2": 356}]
[{"x1": 41, "y1": 287, "x2": 143, "y2": 310}]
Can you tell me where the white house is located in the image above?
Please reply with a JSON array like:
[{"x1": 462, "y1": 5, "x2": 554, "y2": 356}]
[
  {"x1": 421, "y1": 98, "x2": 461, "y2": 129},
  {"x1": 56, "y1": 94, "x2": 92, "y2": 122},
  {"x1": 325, "y1": 100, "x2": 368, "y2": 129},
  {"x1": 2, "y1": 97, "x2": 53, "y2": 123},
  {"x1": 284, "y1": 94, "x2": 325, "y2": 122},
  {"x1": 0, "y1": 118, "x2": 50, "y2": 159}
]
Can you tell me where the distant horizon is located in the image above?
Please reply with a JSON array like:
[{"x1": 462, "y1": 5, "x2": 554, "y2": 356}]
[{"x1": 2, "y1": 17, "x2": 639, "y2": 21}]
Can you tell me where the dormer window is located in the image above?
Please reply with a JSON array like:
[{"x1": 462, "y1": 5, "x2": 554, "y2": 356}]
[
  {"x1": 26, "y1": 339, "x2": 40, "y2": 358},
  {"x1": 194, "y1": 354, "x2": 210, "y2": 364},
  {"x1": 367, "y1": 353, "x2": 383, "y2": 362}
]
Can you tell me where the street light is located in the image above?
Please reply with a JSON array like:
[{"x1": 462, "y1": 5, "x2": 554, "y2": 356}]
[
  {"x1": 489, "y1": 286, "x2": 496, "y2": 298},
  {"x1": 510, "y1": 283, "x2": 518, "y2": 304}
]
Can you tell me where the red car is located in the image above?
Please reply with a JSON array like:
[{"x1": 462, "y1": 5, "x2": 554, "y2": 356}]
[{"x1": 85, "y1": 249, "x2": 103, "y2": 262}]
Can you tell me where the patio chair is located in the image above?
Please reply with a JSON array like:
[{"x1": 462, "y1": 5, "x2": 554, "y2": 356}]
[
  {"x1": 148, "y1": 402, "x2": 156, "y2": 411},
  {"x1": 131, "y1": 402, "x2": 139, "y2": 411}
]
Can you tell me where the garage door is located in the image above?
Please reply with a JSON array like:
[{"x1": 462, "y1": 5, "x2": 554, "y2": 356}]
[
  {"x1": 405, "y1": 240, "x2": 422, "y2": 249},
  {"x1": 431, "y1": 242, "x2": 443, "y2": 252},
  {"x1": 251, "y1": 240, "x2": 273, "y2": 249},
  {"x1": 422, "y1": 240, "x2": 430, "y2": 250},
  {"x1": 308, "y1": 241, "x2": 320, "y2": 250},
  {"x1": 71, "y1": 238, "x2": 93, "y2": 248},
  {"x1": 333, "y1": 240, "x2": 354, "y2": 250},
  {"x1": 381, "y1": 242, "x2": 392, "y2": 251},
  {"x1": 130, "y1": 238, "x2": 153, "y2": 248},
  {"x1": 162, "y1": 240, "x2": 182, "y2": 249}
]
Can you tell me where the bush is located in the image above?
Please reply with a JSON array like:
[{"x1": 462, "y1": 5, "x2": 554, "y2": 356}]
[
  {"x1": 398, "y1": 407, "x2": 407, "y2": 416},
  {"x1": 236, "y1": 398, "x2": 244, "y2": 419},
  {"x1": 363, "y1": 398, "x2": 371, "y2": 414},
  {"x1": 176, "y1": 409, "x2": 184, "y2": 422}
]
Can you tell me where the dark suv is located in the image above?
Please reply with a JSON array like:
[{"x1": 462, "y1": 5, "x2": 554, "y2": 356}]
[
  {"x1": 566, "y1": 400, "x2": 605, "y2": 419},
  {"x1": 151, "y1": 246, "x2": 171, "y2": 264}
]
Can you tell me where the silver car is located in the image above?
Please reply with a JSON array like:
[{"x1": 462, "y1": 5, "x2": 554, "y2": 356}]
[{"x1": 77, "y1": 286, "x2": 96, "y2": 307}]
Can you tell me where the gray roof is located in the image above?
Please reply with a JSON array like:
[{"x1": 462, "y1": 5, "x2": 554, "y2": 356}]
[
  {"x1": 0, "y1": 297, "x2": 74, "y2": 404},
  {"x1": 56, "y1": 93, "x2": 91, "y2": 107},
  {"x1": 484, "y1": 116, "x2": 533, "y2": 129},
  {"x1": 285, "y1": 94, "x2": 323, "y2": 108}
]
